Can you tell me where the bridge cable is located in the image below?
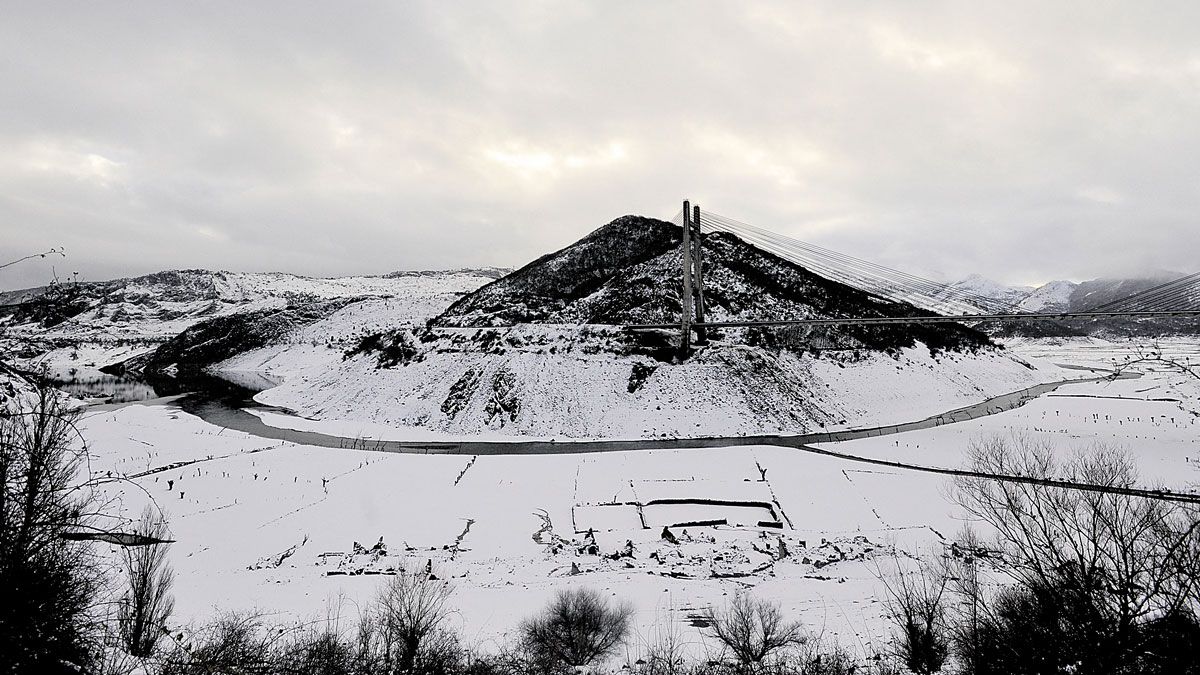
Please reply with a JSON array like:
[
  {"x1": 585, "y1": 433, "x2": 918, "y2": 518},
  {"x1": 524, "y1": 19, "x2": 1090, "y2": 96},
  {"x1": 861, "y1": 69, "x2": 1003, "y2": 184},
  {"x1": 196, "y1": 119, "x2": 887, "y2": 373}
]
[
  {"x1": 697, "y1": 213, "x2": 1022, "y2": 314},
  {"x1": 698, "y1": 212, "x2": 1024, "y2": 313}
]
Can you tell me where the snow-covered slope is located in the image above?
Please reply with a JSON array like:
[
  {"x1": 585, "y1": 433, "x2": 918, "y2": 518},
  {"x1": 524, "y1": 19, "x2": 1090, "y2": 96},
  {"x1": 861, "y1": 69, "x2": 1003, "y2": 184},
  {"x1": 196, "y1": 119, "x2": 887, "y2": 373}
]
[
  {"x1": 1018, "y1": 279, "x2": 1078, "y2": 312},
  {"x1": 2, "y1": 269, "x2": 506, "y2": 380},
  {"x1": 84, "y1": 337, "x2": 1200, "y2": 651},
  {"x1": 247, "y1": 330, "x2": 1059, "y2": 439},
  {"x1": 228, "y1": 216, "x2": 1061, "y2": 439},
  {"x1": 931, "y1": 274, "x2": 1032, "y2": 312}
]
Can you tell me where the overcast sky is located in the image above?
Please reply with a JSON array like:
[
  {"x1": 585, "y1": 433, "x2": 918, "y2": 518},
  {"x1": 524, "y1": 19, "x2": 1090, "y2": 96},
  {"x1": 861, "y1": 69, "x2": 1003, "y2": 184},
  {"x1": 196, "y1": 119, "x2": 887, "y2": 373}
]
[{"x1": 3, "y1": 2, "x2": 1199, "y2": 290}]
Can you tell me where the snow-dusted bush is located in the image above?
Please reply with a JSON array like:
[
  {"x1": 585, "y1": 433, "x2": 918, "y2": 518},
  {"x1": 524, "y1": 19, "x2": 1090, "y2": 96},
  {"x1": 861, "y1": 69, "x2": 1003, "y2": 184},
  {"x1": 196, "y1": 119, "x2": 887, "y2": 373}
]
[
  {"x1": 702, "y1": 592, "x2": 804, "y2": 672},
  {"x1": 357, "y1": 565, "x2": 460, "y2": 674},
  {"x1": 118, "y1": 506, "x2": 175, "y2": 658},
  {"x1": 519, "y1": 587, "x2": 635, "y2": 673},
  {"x1": 887, "y1": 434, "x2": 1200, "y2": 675},
  {"x1": 0, "y1": 380, "x2": 105, "y2": 672}
]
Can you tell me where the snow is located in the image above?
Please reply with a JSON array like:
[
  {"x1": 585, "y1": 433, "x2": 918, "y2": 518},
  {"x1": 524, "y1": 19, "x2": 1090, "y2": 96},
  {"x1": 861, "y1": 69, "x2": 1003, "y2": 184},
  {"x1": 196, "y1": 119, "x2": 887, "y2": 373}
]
[
  {"x1": 942, "y1": 274, "x2": 1032, "y2": 308},
  {"x1": 814, "y1": 337, "x2": 1200, "y2": 489},
  {"x1": 70, "y1": 336, "x2": 1200, "y2": 659},
  {"x1": 82, "y1": 402, "x2": 944, "y2": 654},
  {"x1": 13, "y1": 261, "x2": 1193, "y2": 663},
  {"x1": 240, "y1": 334, "x2": 1063, "y2": 439},
  {"x1": 1018, "y1": 279, "x2": 1077, "y2": 312},
  {"x1": 7, "y1": 269, "x2": 501, "y2": 379}
]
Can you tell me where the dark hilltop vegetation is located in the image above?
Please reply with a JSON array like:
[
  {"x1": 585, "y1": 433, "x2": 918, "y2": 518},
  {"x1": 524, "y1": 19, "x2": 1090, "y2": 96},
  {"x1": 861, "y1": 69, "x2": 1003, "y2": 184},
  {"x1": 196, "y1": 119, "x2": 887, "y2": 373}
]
[{"x1": 428, "y1": 214, "x2": 993, "y2": 355}]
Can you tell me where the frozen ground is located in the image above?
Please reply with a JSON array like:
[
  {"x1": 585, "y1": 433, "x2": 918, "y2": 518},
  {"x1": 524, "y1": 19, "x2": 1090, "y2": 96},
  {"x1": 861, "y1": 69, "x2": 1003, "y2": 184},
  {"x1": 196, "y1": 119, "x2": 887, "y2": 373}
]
[
  {"x1": 818, "y1": 338, "x2": 1200, "y2": 488},
  {"x1": 77, "y1": 337, "x2": 1200, "y2": 658},
  {"x1": 83, "y1": 402, "x2": 943, "y2": 657}
]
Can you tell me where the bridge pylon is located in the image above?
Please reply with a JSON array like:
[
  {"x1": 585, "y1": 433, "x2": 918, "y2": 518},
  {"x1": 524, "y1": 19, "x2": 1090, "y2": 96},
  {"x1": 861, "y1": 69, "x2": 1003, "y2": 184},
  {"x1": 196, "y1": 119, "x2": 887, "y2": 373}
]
[
  {"x1": 680, "y1": 200, "x2": 693, "y2": 357},
  {"x1": 693, "y1": 203, "x2": 707, "y2": 345},
  {"x1": 679, "y1": 200, "x2": 709, "y2": 356}
]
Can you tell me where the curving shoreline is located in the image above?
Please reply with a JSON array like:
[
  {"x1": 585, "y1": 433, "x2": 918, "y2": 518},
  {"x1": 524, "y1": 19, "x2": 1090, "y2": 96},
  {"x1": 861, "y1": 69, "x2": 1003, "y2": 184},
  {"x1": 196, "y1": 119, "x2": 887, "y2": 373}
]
[{"x1": 174, "y1": 371, "x2": 1135, "y2": 456}]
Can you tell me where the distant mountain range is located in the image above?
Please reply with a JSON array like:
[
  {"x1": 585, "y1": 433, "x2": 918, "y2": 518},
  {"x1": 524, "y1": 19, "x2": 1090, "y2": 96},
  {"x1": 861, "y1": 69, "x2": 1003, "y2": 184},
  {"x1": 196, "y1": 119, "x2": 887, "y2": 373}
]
[
  {"x1": 939, "y1": 271, "x2": 1191, "y2": 314},
  {"x1": 939, "y1": 271, "x2": 1200, "y2": 337}
]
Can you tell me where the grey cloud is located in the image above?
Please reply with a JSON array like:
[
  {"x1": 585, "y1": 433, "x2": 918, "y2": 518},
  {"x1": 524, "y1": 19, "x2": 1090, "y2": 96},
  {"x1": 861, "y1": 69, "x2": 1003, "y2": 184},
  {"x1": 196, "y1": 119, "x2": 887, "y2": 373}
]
[{"x1": 2, "y1": 1, "x2": 1199, "y2": 290}]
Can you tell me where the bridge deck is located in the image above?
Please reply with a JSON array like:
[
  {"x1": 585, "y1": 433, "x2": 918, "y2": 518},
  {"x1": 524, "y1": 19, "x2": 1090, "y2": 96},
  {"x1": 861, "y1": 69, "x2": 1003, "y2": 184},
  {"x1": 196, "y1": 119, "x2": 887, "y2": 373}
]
[{"x1": 626, "y1": 309, "x2": 1200, "y2": 330}]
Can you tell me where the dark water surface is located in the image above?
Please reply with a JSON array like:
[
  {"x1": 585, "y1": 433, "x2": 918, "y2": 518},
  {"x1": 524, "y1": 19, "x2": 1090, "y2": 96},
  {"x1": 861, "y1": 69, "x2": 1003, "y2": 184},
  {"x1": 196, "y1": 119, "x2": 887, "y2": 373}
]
[
  {"x1": 67, "y1": 369, "x2": 1134, "y2": 456},
  {"x1": 53, "y1": 374, "x2": 160, "y2": 404}
]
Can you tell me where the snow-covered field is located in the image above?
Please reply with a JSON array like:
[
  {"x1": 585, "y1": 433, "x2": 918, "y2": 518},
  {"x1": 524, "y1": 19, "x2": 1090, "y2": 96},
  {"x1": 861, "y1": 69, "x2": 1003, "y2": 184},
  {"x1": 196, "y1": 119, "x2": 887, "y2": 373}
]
[
  {"x1": 76, "y1": 336, "x2": 1200, "y2": 656},
  {"x1": 17, "y1": 268, "x2": 1197, "y2": 656},
  {"x1": 82, "y1": 402, "x2": 945, "y2": 656}
]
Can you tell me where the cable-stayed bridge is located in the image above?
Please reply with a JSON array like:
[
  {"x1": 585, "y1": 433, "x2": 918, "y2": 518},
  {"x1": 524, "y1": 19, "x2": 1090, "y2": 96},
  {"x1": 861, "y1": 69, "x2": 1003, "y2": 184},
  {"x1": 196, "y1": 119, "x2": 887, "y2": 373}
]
[{"x1": 631, "y1": 201, "x2": 1200, "y2": 351}]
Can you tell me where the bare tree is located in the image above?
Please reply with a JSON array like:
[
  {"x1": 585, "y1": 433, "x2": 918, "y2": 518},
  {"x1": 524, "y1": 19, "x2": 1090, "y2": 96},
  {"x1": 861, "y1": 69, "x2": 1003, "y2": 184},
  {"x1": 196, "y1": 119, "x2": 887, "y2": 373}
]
[
  {"x1": 1108, "y1": 342, "x2": 1199, "y2": 382},
  {"x1": 0, "y1": 378, "x2": 106, "y2": 671},
  {"x1": 630, "y1": 613, "x2": 689, "y2": 675},
  {"x1": 878, "y1": 557, "x2": 949, "y2": 674},
  {"x1": 519, "y1": 587, "x2": 634, "y2": 673},
  {"x1": 118, "y1": 505, "x2": 175, "y2": 658},
  {"x1": 953, "y1": 434, "x2": 1200, "y2": 671},
  {"x1": 942, "y1": 527, "x2": 988, "y2": 675},
  {"x1": 703, "y1": 592, "x2": 804, "y2": 672},
  {"x1": 359, "y1": 564, "x2": 459, "y2": 674}
]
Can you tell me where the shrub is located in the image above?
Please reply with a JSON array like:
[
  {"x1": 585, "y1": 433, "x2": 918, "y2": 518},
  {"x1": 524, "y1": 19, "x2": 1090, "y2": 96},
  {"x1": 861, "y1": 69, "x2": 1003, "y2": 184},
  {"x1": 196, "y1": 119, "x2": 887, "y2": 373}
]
[
  {"x1": 703, "y1": 592, "x2": 804, "y2": 672},
  {"x1": 118, "y1": 506, "x2": 175, "y2": 658},
  {"x1": 878, "y1": 558, "x2": 949, "y2": 674},
  {"x1": 161, "y1": 611, "x2": 273, "y2": 675},
  {"x1": 357, "y1": 565, "x2": 460, "y2": 674},
  {"x1": 519, "y1": 587, "x2": 634, "y2": 673},
  {"x1": 945, "y1": 434, "x2": 1200, "y2": 674},
  {"x1": 0, "y1": 382, "x2": 104, "y2": 672}
]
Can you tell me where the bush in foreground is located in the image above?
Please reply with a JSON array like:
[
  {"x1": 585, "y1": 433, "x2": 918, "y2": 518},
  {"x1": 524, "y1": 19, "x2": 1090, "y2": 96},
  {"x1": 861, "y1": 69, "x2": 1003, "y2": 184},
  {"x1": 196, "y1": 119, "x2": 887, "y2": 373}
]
[
  {"x1": 518, "y1": 587, "x2": 635, "y2": 673},
  {"x1": 879, "y1": 435, "x2": 1200, "y2": 675},
  {"x1": 0, "y1": 383, "x2": 105, "y2": 673}
]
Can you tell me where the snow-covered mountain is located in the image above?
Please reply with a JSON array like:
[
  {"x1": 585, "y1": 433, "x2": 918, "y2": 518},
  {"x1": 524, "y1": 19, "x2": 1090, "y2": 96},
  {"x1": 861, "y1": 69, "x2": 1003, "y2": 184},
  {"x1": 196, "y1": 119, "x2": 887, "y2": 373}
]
[
  {"x1": 934, "y1": 272, "x2": 1199, "y2": 336},
  {"x1": 1067, "y1": 271, "x2": 1182, "y2": 311},
  {"x1": 0, "y1": 268, "x2": 506, "y2": 381},
  {"x1": 2, "y1": 268, "x2": 506, "y2": 338},
  {"x1": 932, "y1": 274, "x2": 1033, "y2": 312},
  {"x1": 231, "y1": 215, "x2": 1057, "y2": 438},
  {"x1": 1017, "y1": 279, "x2": 1077, "y2": 312},
  {"x1": 435, "y1": 215, "x2": 992, "y2": 353},
  {"x1": 940, "y1": 271, "x2": 1195, "y2": 315},
  {"x1": 7, "y1": 221, "x2": 1069, "y2": 439}
]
